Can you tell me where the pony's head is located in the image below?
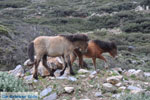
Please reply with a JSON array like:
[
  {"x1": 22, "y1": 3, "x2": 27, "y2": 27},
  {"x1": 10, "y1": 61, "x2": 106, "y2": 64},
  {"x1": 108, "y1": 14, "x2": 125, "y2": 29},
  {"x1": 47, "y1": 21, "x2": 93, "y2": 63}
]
[{"x1": 109, "y1": 42, "x2": 117, "y2": 58}]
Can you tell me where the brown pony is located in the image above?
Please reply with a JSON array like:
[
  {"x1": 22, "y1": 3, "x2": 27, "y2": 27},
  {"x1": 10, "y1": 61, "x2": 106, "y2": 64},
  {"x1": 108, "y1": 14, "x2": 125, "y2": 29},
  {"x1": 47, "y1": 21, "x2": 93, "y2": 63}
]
[
  {"x1": 28, "y1": 34, "x2": 89, "y2": 79},
  {"x1": 70, "y1": 39, "x2": 117, "y2": 70}
]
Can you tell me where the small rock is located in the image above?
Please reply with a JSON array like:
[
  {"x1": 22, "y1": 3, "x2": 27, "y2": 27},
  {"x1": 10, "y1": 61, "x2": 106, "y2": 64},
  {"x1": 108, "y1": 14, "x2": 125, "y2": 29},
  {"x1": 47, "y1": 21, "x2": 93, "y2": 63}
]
[
  {"x1": 43, "y1": 93, "x2": 57, "y2": 100},
  {"x1": 115, "y1": 82, "x2": 122, "y2": 87},
  {"x1": 95, "y1": 92, "x2": 102, "y2": 97},
  {"x1": 112, "y1": 93, "x2": 121, "y2": 99},
  {"x1": 126, "y1": 69, "x2": 144, "y2": 77},
  {"x1": 112, "y1": 68, "x2": 123, "y2": 74},
  {"x1": 79, "y1": 75, "x2": 86, "y2": 78},
  {"x1": 144, "y1": 72, "x2": 150, "y2": 77},
  {"x1": 40, "y1": 87, "x2": 52, "y2": 98},
  {"x1": 24, "y1": 59, "x2": 32, "y2": 66},
  {"x1": 89, "y1": 74, "x2": 95, "y2": 79},
  {"x1": 102, "y1": 83, "x2": 117, "y2": 92},
  {"x1": 127, "y1": 85, "x2": 143, "y2": 91},
  {"x1": 54, "y1": 70, "x2": 62, "y2": 77},
  {"x1": 90, "y1": 71, "x2": 97, "y2": 75},
  {"x1": 56, "y1": 76, "x2": 67, "y2": 80},
  {"x1": 118, "y1": 86, "x2": 126, "y2": 90},
  {"x1": 64, "y1": 87, "x2": 74, "y2": 93},
  {"x1": 131, "y1": 89, "x2": 145, "y2": 94},
  {"x1": 80, "y1": 99, "x2": 91, "y2": 100},
  {"x1": 106, "y1": 75, "x2": 123, "y2": 85},
  {"x1": 78, "y1": 69, "x2": 89, "y2": 74},
  {"x1": 68, "y1": 76, "x2": 77, "y2": 82}
]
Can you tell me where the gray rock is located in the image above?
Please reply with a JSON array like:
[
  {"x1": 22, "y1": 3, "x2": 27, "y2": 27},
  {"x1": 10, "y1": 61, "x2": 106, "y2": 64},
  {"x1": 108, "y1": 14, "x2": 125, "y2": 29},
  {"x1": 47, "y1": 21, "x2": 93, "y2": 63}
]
[
  {"x1": 40, "y1": 87, "x2": 52, "y2": 98},
  {"x1": 127, "y1": 85, "x2": 143, "y2": 91},
  {"x1": 144, "y1": 72, "x2": 150, "y2": 77},
  {"x1": 78, "y1": 69, "x2": 89, "y2": 74},
  {"x1": 106, "y1": 75, "x2": 123, "y2": 85},
  {"x1": 125, "y1": 69, "x2": 144, "y2": 78},
  {"x1": 112, "y1": 93, "x2": 121, "y2": 99},
  {"x1": 9, "y1": 65, "x2": 24, "y2": 77},
  {"x1": 64, "y1": 87, "x2": 74, "y2": 93},
  {"x1": 43, "y1": 93, "x2": 57, "y2": 100},
  {"x1": 102, "y1": 83, "x2": 117, "y2": 92},
  {"x1": 68, "y1": 76, "x2": 77, "y2": 82},
  {"x1": 95, "y1": 92, "x2": 102, "y2": 97}
]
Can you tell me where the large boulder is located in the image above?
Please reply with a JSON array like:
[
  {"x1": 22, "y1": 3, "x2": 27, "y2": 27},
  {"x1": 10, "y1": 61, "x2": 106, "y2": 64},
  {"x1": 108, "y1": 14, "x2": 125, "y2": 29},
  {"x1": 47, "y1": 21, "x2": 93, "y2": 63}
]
[
  {"x1": 8, "y1": 65, "x2": 24, "y2": 77},
  {"x1": 102, "y1": 83, "x2": 117, "y2": 92},
  {"x1": 106, "y1": 75, "x2": 123, "y2": 85},
  {"x1": 25, "y1": 57, "x2": 63, "y2": 77}
]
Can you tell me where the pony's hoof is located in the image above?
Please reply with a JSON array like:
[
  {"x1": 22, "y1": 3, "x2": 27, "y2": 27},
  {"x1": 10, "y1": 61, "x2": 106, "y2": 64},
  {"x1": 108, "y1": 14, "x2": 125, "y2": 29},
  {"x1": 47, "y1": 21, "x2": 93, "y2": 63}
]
[
  {"x1": 70, "y1": 71, "x2": 75, "y2": 75},
  {"x1": 33, "y1": 75, "x2": 38, "y2": 80},
  {"x1": 60, "y1": 71, "x2": 64, "y2": 76},
  {"x1": 50, "y1": 72, "x2": 55, "y2": 76},
  {"x1": 105, "y1": 66, "x2": 109, "y2": 69}
]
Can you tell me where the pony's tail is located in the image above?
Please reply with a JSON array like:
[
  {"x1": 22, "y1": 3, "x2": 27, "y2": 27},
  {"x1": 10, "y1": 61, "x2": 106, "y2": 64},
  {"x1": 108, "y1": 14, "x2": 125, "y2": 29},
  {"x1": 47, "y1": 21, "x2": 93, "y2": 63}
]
[{"x1": 28, "y1": 42, "x2": 34, "y2": 62}]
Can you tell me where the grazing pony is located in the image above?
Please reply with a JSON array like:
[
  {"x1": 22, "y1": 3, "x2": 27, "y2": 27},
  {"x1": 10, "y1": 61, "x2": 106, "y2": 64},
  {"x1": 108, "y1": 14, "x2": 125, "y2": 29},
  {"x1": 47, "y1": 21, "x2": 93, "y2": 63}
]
[
  {"x1": 28, "y1": 34, "x2": 89, "y2": 79},
  {"x1": 70, "y1": 39, "x2": 117, "y2": 70}
]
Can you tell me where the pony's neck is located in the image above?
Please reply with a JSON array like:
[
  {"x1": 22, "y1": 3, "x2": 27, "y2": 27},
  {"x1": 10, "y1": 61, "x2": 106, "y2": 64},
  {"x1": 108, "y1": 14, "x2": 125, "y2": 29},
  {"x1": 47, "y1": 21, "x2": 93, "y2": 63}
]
[{"x1": 72, "y1": 41, "x2": 81, "y2": 49}]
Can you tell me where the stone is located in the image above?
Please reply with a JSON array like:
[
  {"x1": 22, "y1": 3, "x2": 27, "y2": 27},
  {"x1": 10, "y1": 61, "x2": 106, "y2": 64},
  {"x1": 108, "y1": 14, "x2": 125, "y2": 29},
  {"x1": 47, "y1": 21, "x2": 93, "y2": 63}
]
[
  {"x1": 118, "y1": 86, "x2": 126, "y2": 90},
  {"x1": 125, "y1": 69, "x2": 144, "y2": 78},
  {"x1": 78, "y1": 69, "x2": 89, "y2": 74},
  {"x1": 24, "y1": 75, "x2": 35, "y2": 84},
  {"x1": 89, "y1": 74, "x2": 95, "y2": 79},
  {"x1": 115, "y1": 82, "x2": 122, "y2": 87},
  {"x1": 9, "y1": 65, "x2": 24, "y2": 77},
  {"x1": 43, "y1": 93, "x2": 57, "y2": 100},
  {"x1": 112, "y1": 68, "x2": 123, "y2": 74},
  {"x1": 79, "y1": 99, "x2": 91, "y2": 100},
  {"x1": 144, "y1": 72, "x2": 150, "y2": 77},
  {"x1": 102, "y1": 83, "x2": 117, "y2": 92},
  {"x1": 64, "y1": 87, "x2": 74, "y2": 93},
  {"x1": 106, "y1": 75, "x2": 123, "y2": 85},
  {"x1": 79, "y1": 75, "x2": 86, "y2": 78},
  {"x1": 112, "y1": 93, "x2": 121, "y2": 99},
  {"x1": 131, "y1": 89, "x2": 145, "y2": 94},
  {"x1": 40, "y1": 87, "x2": 52, "y2": 98},
  {"x1": 68, "y1": 76, "x2": 77, "y2": 82},
  {"x1": 54, "y1": 70, "x2": 62, "y2": 77},
  {"x1": 95, "y1": 92, "x2": 102, "y2": 97},
  {"x1": 90, "y1": 71, "x2": 97, "y2": 75},
  {"x1": 127, "y1": 85, "x2": 143, "y2": 91},
  {"x1": 29, "y1": 57, "x2": 63, "y2": 77}
]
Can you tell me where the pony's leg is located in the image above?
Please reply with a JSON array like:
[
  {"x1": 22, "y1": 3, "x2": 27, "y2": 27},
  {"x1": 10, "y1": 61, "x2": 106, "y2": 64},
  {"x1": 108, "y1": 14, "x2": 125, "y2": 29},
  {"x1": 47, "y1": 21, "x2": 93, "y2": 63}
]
[
  {"x1": 60, "y1": 55, "x2": 67, "y2": 76},
  {"x1": 92, "y1": 58, "x2": 97, "y2": 70},
  {"x1": 42, "y1": 55, "x2": 55, "y2": 76},
  {"x1": 33, "y1": 59, "x2": 40, "y2": 80},
  {"x1": 98, "y1": 55, "x2": 108, "y2": 69},
  {"x1": 68, "y1": 56, "x2": 75, "y2": 75},
  {"x1": 78, "y1": 54, "x2": 83, "y2": 68},
  {"x1": 70, "y1": 53, "x2": 77, "y2": 66}
]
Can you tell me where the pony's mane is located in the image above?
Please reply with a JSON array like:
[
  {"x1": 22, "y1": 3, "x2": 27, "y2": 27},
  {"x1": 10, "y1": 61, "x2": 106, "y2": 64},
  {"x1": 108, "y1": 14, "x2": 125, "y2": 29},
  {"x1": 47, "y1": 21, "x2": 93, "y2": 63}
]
[
  {"x1": 92, "y1": 39, "x2": 117, "y2": 51},
  {"x1": 60, "y1": 34, "x2": 89, "y2": 42}
]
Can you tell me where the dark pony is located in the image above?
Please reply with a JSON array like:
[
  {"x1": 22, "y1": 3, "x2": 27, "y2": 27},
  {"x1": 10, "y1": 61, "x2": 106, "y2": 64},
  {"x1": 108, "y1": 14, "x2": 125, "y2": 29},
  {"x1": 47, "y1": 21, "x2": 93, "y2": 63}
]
[
  {"x1": 28, "y1": 34, "x2": 89, "y2": 79},
  {"x1": 70, "y1": 39, "x2": 117, "y2": 70}
]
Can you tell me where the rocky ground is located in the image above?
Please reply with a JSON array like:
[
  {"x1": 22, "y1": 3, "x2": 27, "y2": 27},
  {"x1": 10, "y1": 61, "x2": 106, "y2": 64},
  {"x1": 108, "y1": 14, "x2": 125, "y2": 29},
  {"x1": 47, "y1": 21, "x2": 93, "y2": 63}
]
[{"x1": 7, "y1": 57, "x2": 150, "y2": 100}]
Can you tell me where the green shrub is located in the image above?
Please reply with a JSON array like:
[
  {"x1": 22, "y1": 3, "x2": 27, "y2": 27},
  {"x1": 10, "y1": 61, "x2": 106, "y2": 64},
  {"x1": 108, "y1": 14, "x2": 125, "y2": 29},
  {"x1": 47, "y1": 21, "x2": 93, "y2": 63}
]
[
  {"x1": 119, "y1": 93, "x2": 150, "y2": 100},
  {"x1": 0, "y1": 72, "x2": 28, "y2": 92},
  {"x1": 98, "y1": 2, "x2": 137, "y2": 13},
  {"x1": 0, "y1": 25, "x2": 10, "y2": 37},
  {"x1": 0, "y1": 0, "x2": 30, "y2": 9}
]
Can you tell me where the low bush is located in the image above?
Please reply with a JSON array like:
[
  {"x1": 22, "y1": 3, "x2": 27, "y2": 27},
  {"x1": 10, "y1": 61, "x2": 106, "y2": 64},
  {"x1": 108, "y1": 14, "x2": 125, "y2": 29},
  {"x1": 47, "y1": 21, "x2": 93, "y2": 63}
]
[
  {"x1": 118, "y1": 93, "x2": 150, "y2": 100},
  {"x1": 0, "y1": 72, "x2": 28, "y2": 92}
]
